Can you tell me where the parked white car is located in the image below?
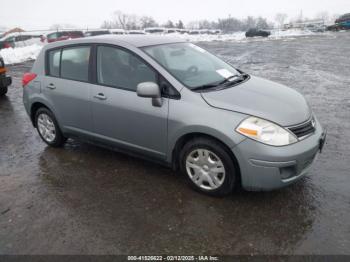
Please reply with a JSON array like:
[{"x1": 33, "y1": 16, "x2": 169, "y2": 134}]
[{"x1": 0, "y1": 32, "x2": 42, "y2": 50}]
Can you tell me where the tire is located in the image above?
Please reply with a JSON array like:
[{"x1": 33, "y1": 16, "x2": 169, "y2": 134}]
[
  {"x1": 179, "y1": 137, "x2": 237, "y2": 196},
  {"x1": 0, "y1": 86, "x2": 7, "y2": 96},
  {"x1": 35, "y1": 107, "x2": 67, "y2": 147}
]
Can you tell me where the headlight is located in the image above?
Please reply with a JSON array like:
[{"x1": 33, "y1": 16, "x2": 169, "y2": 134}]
[{"x1": 236, "y1": 117, "x2": 298, "y2": 146}]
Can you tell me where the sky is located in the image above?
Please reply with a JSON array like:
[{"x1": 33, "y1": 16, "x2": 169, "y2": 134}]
[{"x1": 1, "y1": 0, "x2": 349, "y2": 30}]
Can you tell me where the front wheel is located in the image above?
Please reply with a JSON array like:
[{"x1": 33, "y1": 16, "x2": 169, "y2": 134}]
[
  {"x1": 179, "y1": 137, "x2": 237, "y2": 196},
  {"x1": 35, "y1": 108, "x2": 67, "y2": 147}
]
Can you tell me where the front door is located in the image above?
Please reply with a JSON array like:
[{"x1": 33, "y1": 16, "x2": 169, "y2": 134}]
[{"x1": 90, "y1": 45, "x2": 168, "y2": 159}]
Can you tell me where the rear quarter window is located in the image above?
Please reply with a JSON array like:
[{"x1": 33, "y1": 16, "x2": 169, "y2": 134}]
[{"x1": 48, "y1": 49, "x2": 61, "y2": 77}]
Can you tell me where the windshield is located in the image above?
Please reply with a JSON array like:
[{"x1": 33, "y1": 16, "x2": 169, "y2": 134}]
[{"x1": 143, "y1": 42, "x2": 240, "y2": 89}]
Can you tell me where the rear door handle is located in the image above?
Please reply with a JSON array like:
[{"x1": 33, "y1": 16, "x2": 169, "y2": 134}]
[
  {"x1": 94, "y1": 93, "x2": 107, "y2": 100},
  {"x1": 46, "y1": 83, "x2": 56, "y2": 90}
]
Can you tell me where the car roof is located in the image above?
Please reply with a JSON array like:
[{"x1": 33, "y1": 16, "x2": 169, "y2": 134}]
[{"x1": 44, "y1": 35, "x2": 186, "y2": 49}]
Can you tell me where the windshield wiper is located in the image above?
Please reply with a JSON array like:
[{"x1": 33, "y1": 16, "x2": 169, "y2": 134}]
[
  {"x1": 191, "y1": 83, "x2": 221, "y2": 91},
  {"x1": 218, "y1": 74, "x2": 248, "y2": 86},
  {"x1": 192, "y1": 73, "x2": 248, "y2": 91}
]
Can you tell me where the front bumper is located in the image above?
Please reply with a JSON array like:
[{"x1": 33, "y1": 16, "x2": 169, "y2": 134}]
[
  {"x1": 0, "y1": 74, "x2": 12, "y2": 88},
  {"x1": 232, "y1": 118, "x2": 326, "y2": 191}
]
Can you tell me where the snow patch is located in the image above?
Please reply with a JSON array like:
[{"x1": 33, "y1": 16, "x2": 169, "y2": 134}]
[
  {"x1": 178, "y1": 29, "x2": 321, "y2": 42},
  {"x1": 0, "y1": 44, "x2": 42, "y2": 65},
  {"x1": 176, "y1": 32, "x2": 247, "y2": 42}
]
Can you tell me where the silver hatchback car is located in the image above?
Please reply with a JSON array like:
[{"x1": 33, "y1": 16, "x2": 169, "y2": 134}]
[{"x1": 23, "y1": 35, "x2": 326, "y2": 196}]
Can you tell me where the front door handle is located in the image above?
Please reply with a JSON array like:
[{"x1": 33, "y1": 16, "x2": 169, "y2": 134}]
[
  {"x1": 46, "y1": 83, "x2": 56, "y2": 90},
  {"x1": 94, "y1": 93, "x2": 107, "y2": 100}
]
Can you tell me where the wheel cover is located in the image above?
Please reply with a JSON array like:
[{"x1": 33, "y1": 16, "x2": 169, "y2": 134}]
[
  {"x1": 185, "y1": 149, "x2": 226, "y2": 190},
  {"x1": 37, "y1": 113, "x2": 56, "y2": 143}
]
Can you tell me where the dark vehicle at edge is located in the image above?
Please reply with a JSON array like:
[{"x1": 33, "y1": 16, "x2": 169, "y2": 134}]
[
  {"x1": 327, "y1": 13, "x2": 350, "y2": 31},
  {"x1": 0, "y1": 56, "x2": 12, "y2": 96},
  {"x1": 332, "y1": 13, "x2": 350, "y2": 31},
  {"x1": 245, "y1": 28, "x2": 271, "y2": 38}
]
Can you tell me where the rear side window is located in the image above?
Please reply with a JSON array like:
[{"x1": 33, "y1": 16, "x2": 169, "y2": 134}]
[
  {"x1": 48, "y1": 49, "x2": 61, "y2": 77},
  {"x1": 61, "y1": 47, "x2": 90, "y2": 82}
]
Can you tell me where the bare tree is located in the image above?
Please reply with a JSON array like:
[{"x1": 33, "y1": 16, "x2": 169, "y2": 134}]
[
  {"x1": 198, "y1": 20, "x2": 212, "y2": 29},
  {"x1": 256, "y1": 17, "x2": 269, "y2": 29},
  {"x1": 128, "y1": 14, "x2": 141, "y2": 30},
  {"x1": 164, "y1": 20, "x2": 175, "y2": 28},
  {"x1": 217, "y1": 16, "x2": 243, "y2": 33},
  {"x1": 275, "y1": 13, "x2": 288, "y2": 28},
  {"x1": 140, "y1": 16, "x2": 158, "y2": 28},
  {"x1": 101, "y1": 10, "x2": 274, "y2": 33},
  {"x1": 245, "y1": 16, "x2": 256, "y2": 29},
  {"x1": 176, "y1": 20, "x2": 184, "y2": 29},
  {"x1": 101, "y1": 21, "x2": 113, "y2": 29},
  {"x1": 109, "y1": 11, "x2": 141, "y2": 30},
  {"x1": 113, "y1": 11, "x2": 129, "y2": 29},
  {"x1": 187, "y1": 21, "x2": 200, "y2": 29}
]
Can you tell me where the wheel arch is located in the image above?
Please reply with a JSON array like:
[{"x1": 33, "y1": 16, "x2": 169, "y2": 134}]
[
  {"x1": 170, "y1": 132, "x2": 242, "y2": 185},
  {"x1": 30, "y1": 101, "x2": 53, "y2": 127}
]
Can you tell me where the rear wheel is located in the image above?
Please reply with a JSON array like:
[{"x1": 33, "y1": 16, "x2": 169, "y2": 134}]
[
  {"x1": 179, "y1": 137, "x2": 237, "y2": 196},
  {"x1": 0, "y1": 86, "x2": 8, "y2": 96},
  {"x1": 35, "y1": 108, "x2": 66, "y2": 147}
]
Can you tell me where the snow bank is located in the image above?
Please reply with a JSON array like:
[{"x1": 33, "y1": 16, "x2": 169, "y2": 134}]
[
  {"x1": 177, "y1": 29, "x2": 319, "y2": 42},
  {"x1": 269, "y1": 29, "x2": 317, "y2": 39},
  {"x1": 177, "y1": 32, "x2": 247, "y2": 42},
  {"x1": 0, "y1": 44, "x2": 43, "y2": 65}
]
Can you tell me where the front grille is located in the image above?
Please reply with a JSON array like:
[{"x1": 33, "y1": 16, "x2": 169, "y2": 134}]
[{"x1": 288, "y1": 117, "x2": 315, "y2": 139}]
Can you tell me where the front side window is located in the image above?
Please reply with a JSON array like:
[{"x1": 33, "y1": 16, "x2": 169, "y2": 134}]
[
  {"x1": 48, "y1": 49, "x2": 61, "y2": 77},
  {"x1": 97, "y1": 46, "x2": 157, "y2": 91},
  {"x1": 61, "y1": 46, "x2": 90, "y2": 81},
  {"x1": 143, "y1": 43, "x2": 240, "y2": 89}
]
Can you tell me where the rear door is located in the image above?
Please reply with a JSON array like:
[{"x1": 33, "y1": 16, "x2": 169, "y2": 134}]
[
  {"x1": 90, "y1": 45, "x2": 169, "y2": 159},
  {"x1": 43, "y1": 45, "x2": 93, "y2": 134}
]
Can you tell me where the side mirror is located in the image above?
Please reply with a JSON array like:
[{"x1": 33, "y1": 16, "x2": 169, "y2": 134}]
[{"x1": 137, "y1": 82, "x2": 163, "y2": 107}]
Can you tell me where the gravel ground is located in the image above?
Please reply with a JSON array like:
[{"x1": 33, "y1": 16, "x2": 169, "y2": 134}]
[{"x1": 0, "y1": 32, "x2": 349, "y2": 255}]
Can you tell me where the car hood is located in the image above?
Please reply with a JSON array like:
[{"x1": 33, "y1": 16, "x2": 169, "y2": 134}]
[{"x1": 201, "y1": 76, "x2": 311, "y2": 126}]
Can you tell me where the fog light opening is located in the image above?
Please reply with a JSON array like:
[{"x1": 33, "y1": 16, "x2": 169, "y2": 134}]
[{"x1": 279, "y1": 165, "x2": 297, "y2": 180}]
